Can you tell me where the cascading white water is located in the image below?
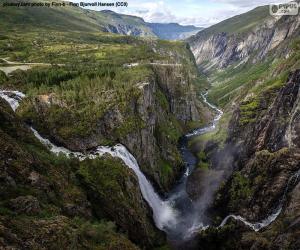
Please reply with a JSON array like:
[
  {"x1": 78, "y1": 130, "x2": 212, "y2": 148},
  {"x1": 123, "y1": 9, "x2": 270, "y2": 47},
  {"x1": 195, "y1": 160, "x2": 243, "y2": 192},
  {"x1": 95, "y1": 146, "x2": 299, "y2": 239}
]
[
  {"x1": 33, "y1": 129, "x2": 177, "y2": 229},
  {"x1": 219, "y1": 168, "x2": 300, "y2": 231},
  {"x1": 1, "y1": 89, "x2": 299, "y2": 238},
  {"x1": 33, "y1": 125, "x2": 178, "y2": 229},
  {"x1": 0, "y1": 89, "x2": 176, "y2": 230},
  {"x1": 30, "y1": 127, "x2": 86, "y2": 159},
  {"x1": 186, "y1": 92, "x2": 223, "y2": 138},
  {"x1": 0, "y1": 90, "x2": 25, "y2": 111},
  {"x1": 94, "y1": 145, "x2": 177, "y2": 229}
]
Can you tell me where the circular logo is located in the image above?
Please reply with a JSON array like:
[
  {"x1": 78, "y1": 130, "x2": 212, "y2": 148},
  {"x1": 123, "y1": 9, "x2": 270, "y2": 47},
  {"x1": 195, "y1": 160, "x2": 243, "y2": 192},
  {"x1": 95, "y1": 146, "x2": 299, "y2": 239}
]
[{"x1": 271, "y1": 5, "x2": 279, "y2": 13}]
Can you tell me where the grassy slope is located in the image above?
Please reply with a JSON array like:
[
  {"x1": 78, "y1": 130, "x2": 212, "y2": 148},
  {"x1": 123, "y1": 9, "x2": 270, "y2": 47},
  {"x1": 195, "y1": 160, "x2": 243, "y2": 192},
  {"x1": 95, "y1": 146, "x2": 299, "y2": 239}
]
[
  {"x1": 0, "y1": 0, "x2": 206, "y2": 191},
  {"x1": 191, "y1": 6, "x2": 269, "y2": 39},
  {"x1": 0, "y1": 0, "x2": 155, "y2": 36},
  {"x1": 188, "y1": 6, "x2": 299, "y2": 148},
  {"x1": 0, "y1": 99, "x2": 139, "y2": 249}
]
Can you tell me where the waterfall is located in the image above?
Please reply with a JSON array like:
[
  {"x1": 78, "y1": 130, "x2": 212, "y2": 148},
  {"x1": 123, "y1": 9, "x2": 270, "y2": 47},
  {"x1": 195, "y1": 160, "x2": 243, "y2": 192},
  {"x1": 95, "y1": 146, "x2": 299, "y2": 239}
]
[
  {"x1": 0, "y1": 89, "x2": 176, "y2": 230},
  {"x1": 94, "y1": 145, "x2": 177, "y2": 229},
  {"x1": 219, "y1": 168, "x2": 300, "y2": 231},
  {"x1": 1, "y1": 88, "x2": 299, "y2": 238},
  {"x1": 0, "y1": 90, "x2": 25, "y2": 111},
  {"x1": 33, "y1": 125, "x2": 178, "y2": 229}
]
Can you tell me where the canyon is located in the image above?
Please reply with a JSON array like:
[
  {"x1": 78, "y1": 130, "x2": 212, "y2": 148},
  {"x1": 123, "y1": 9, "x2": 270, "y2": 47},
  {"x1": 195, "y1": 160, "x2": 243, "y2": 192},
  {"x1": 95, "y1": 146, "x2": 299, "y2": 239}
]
[{"x1": 0, "y1": 1, "x2": 300, "y2": 250}]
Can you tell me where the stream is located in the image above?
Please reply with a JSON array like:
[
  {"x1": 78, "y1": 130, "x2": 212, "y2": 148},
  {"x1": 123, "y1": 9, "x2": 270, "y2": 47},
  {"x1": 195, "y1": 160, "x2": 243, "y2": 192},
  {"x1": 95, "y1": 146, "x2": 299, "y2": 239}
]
[{"x1": 1, "y1": 89, "x2": 299, "y2": 241}]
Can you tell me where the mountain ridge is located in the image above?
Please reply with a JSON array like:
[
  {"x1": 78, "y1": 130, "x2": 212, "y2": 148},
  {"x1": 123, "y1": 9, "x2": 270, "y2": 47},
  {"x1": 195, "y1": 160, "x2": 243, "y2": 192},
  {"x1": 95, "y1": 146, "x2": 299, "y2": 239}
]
[{"x1": 0, "y1": 0, "x2": 201, "y2": 40}]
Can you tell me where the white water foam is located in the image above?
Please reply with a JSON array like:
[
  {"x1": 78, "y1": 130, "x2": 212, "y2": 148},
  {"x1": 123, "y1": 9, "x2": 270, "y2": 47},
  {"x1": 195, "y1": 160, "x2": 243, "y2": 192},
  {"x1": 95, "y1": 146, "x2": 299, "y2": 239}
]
[
  {"x1": 1, "y1": 89, "x2": 299, "y2": 237},
  {"x1": 186, "y1": 92, "x2": 223, "y2": 137},
  {"x1": 0, "y1": 89, "x2": 176, "y2": 230},
  {"x1": 219, "y1": 169, "x2": 300, "y2": 231},
  {"x1": 0, "y1": 90, "x2": 25, "y2": 111}
]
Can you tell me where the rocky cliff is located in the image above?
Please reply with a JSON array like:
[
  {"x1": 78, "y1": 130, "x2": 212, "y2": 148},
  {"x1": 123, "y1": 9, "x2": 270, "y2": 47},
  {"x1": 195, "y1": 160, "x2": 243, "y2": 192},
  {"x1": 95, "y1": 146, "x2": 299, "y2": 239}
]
[
  {"x1": 203, "y1": 70, "x2": 300, "y2": 250},
  {"x1": 183, "y1": 5, "x2": 300, "y2": 248},
  {"x1": 223, "y1": 69, "x2": 300, "y2": 218},
  {"x1": 188, "y1": 7, "x2": 300, "y2": 72},
  {"x1": 18, "y1": 42, "x2": 212, "y2": 193},
  {"x1": 0, "y1": 96, "x2": 165, "y2": 249}
]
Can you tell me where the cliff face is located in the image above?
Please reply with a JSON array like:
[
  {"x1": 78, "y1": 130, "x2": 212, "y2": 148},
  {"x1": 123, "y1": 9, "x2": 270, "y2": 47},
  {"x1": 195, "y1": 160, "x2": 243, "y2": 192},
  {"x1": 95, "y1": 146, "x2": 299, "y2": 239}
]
[
  {"x1": 229, "y1": 70, "x2": 300, "y2": 155},
  {"x1": 20, "y1": 44, "x2": 212, "y2": 192},
  {"x1": 228, "y1": 70, "x2": 300, "y2": 218},
  {"x1": 188, "y1": 12, "x2": 300, "y2": 71},
  {"x1": 185, "y1": 5, "x2": 300, "y2": 246},
  {"x1": 0, "y1": 98, "x2": 164, "y2": 249},
  {"x1": 207, "y1": 70, "x2": 300, "y2": 249},
  {"x1": 119, "y1": 67, "x2": 198, "y2": 191}
]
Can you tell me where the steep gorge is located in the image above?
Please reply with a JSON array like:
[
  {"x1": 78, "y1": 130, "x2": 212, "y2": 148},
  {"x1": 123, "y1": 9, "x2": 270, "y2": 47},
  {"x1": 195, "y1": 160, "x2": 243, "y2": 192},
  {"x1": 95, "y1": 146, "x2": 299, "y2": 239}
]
[
  {"x1": 17, "y1": 46, "x2": 212, "y2": 193},
  {"x1": 1, "y1": 2, "x2": 300, "y2": 249},
  {"x1": 188, "y1": 7, "x2": 300, "y2": 71},
  {"x1": 185, "y1": 5, "x2": 300, "y2": 250}
]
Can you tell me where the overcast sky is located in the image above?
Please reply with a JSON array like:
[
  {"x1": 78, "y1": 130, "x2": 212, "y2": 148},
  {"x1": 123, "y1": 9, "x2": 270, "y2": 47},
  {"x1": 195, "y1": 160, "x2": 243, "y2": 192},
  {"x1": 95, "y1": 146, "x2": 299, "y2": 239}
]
[{"x1": 72, "y1": 0, "x2": 292, "y2": 27}]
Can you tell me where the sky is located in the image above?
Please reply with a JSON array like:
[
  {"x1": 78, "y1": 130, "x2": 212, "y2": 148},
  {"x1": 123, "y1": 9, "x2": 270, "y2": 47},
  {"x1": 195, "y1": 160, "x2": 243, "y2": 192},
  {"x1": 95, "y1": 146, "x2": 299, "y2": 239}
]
[{"x1": 72, "y1": 0, "x2": 292, "y2": 27}]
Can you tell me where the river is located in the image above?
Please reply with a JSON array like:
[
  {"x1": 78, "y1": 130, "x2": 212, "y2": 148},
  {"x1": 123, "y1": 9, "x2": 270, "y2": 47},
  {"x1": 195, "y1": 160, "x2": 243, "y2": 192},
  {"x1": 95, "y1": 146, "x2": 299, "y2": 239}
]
[{"x1": 1, "y1": 89, "x2": 299, "y2": 243}]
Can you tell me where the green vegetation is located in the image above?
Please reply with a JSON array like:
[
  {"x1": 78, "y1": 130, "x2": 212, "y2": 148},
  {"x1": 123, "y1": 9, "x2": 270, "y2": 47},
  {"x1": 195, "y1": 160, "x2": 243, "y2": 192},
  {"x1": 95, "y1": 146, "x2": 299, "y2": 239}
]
[
  {"x1": 0, "y1": 30, "x2": 184, "y2": 145},
  {"x1": 78, "y1": 157, "x2": 135, "y2": 199},
  {"x1": 228, "y1": 172, "x2": 253, "y2": 209},
  {"x1": 77, "y1": 156, "x2": 163, "y2": 246},
  {"x1": 189, "y1": 111, "x2": 231, "y2": 152},
  {"x1": 0, "y1": 0, "x2": 155, "y2": 37},
  {"x1": 72, "y1": 218, "x2": 139, "y2": 250},
  {"x1": 197, "y1": 151, "x2": 209, "y2": 170},
  {"x1": 0, "y1": 99, "x2": 139, "y2": 249},
  {"x1": 239, "y1": 97, "x2": 260, "y2": 125},
  {"x1": 155, "y1": 89, "x2": 169, "y2": 110},
  {"x1": 159, "y1": 159, "x2": 174, "y2": 184},
  {"x1": 0, "y1": 70, "x2": 7, "y2": 84},
  {"x1": 196, "y1": 6, "x2": 269, "y2": 36},
  {"x1": 207, "y1": 59, "x2": 272, "y2": 108},
  {"x1": 156, "y1": 116, "x2": 182, "y2": 144}
]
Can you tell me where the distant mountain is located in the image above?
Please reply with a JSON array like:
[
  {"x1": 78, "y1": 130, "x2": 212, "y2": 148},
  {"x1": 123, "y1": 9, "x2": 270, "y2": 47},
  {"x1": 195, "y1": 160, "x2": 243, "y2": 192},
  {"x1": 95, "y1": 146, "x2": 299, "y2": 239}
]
[
  {"x1": 99, "y1": 11, "x2": 203, "y2": 40},
  {"x1": 99, "y1": 10, "x2": 156, "y2": 37},
  {"x1": 0, "y1": 0, "x2": 202, "y2": 40},
  {"x1": 187, "y1": 6, "x2": 289, "y2": 70},
  {"x1": 148, "y1": 23, "x2": 203, "y2": 40},
  {"x1": 187, "y1": 5, "x2": 300, "y2": 105}
]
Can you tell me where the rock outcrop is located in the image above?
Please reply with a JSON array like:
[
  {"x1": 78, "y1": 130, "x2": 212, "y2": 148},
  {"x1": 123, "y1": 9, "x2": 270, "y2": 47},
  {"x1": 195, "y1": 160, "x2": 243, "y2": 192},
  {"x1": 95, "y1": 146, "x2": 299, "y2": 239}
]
[
  {"x1": 20, "y1": 44, "x2": 212, "y2": 192},
  {"x1": 188, "y1": 7, "x2": 300, "y2": 71},
  {"x1": 0, "y1": 99, "x2": 161, "y2": 249},
  {"x1": 206, "y1": 70, "x2": 300, "y2": 250}
]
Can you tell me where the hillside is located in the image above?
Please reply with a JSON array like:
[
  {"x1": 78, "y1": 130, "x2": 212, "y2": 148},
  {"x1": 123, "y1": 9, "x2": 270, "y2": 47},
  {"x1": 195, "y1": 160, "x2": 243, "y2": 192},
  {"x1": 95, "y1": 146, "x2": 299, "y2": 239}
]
[
  {"x1": 185, "y1": 4, "x2": 300, "y2": 250},
  {"x1": 0, "y1": 0, "x2": 156, "y2": 37},
  {"x1": 0, "y1": 0, "x2": 200, "y2": 40},
  {"x1": 0, "y1": 1, "x2": 213, "y2": 249},
  {"x1": 191, "y1": 6, "x2": 269, "y2": 37},
  {"x1": 187, "y1": 5, "x2": 300, "y2": 107}
]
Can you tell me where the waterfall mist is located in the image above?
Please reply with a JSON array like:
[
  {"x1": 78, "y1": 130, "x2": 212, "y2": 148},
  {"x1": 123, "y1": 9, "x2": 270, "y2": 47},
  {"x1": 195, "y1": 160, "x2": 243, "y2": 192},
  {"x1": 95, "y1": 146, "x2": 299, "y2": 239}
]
[{"x1": 2, "y1": 89, "x2": 298, "y2": 244}]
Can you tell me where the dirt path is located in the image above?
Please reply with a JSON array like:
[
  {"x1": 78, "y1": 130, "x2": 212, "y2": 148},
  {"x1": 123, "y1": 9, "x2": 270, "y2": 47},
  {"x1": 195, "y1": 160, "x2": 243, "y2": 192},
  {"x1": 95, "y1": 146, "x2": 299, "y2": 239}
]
[{"x1": 0, "y1": 58, "x2": 65, "y2": 76}]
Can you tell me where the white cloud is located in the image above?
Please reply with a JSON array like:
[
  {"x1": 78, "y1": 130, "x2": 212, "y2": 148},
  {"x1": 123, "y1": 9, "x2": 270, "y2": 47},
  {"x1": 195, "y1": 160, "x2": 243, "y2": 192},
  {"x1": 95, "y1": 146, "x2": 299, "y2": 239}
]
[
  {"x1": 210, "y1": 0, "x2": 291, "y2": 8},
  {"x1": 70, "y1": 0, "x2": 292, "y2": 27},
  {"x1": 119, "y1": 1, "x2": 223, "y2": 27}
]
